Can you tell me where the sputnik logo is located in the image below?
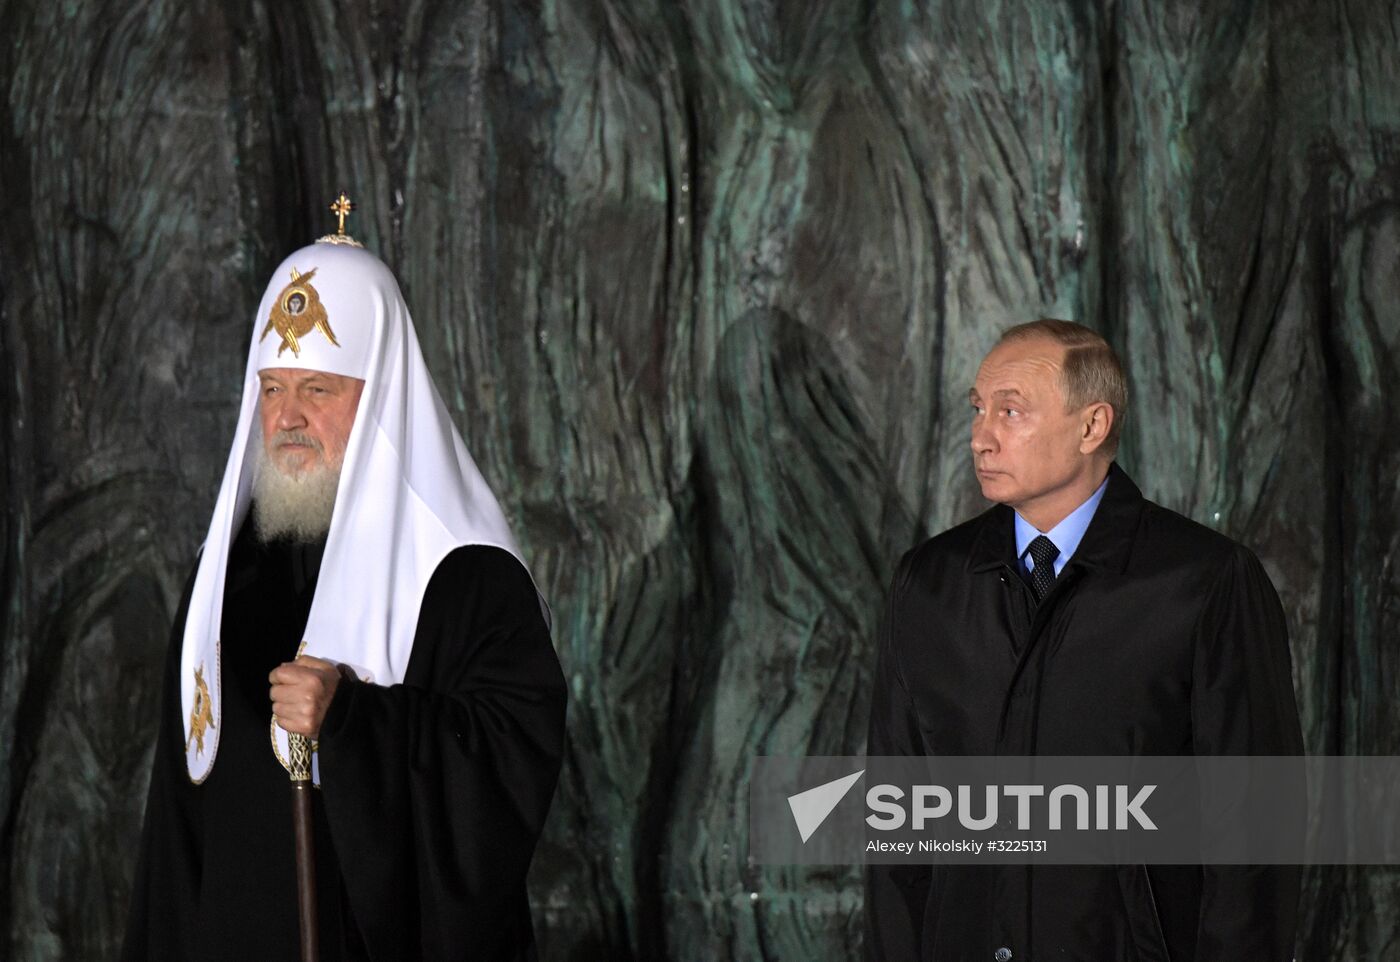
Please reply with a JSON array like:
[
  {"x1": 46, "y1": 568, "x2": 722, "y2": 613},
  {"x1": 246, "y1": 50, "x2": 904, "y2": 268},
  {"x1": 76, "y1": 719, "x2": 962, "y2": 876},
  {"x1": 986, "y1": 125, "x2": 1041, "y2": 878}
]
[{"x1": 787, "y1": 770, "x2": 865, "y2": 843}]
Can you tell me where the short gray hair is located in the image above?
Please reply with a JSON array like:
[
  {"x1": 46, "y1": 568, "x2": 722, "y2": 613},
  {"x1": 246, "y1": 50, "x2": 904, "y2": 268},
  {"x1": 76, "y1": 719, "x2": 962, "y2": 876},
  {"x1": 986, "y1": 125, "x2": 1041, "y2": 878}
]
[{"x1": 998, "y1": 318, "x2": 1128, "y2": 457}]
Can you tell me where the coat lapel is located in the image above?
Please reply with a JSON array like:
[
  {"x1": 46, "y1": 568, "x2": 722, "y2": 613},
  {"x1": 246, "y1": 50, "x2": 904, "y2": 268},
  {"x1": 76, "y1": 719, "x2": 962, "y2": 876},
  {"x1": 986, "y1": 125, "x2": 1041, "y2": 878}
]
[
  {"x1": 1065, "y1": 461, "x2": 1146, "y2": 576},
  {"x1": 964, "y1": 461, "x2": 1146, "y2": 577},
  {"x1": 968, "y1": 462, "x2": 1150, "y2": 750}
]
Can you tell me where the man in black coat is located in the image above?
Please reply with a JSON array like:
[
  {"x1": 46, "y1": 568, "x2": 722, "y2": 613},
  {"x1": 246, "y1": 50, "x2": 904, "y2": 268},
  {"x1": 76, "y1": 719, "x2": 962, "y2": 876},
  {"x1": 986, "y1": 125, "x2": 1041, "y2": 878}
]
[{"x1": 865, "y1": 319, "x2": 1303, "y2": 961}]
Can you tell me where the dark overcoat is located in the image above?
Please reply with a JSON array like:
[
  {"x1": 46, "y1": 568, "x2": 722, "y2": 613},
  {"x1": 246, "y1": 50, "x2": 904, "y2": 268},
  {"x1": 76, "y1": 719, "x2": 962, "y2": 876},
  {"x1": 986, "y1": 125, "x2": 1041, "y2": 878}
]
[{"x1": 865, "y1": 462, "x2": 1303, "y2": 962}]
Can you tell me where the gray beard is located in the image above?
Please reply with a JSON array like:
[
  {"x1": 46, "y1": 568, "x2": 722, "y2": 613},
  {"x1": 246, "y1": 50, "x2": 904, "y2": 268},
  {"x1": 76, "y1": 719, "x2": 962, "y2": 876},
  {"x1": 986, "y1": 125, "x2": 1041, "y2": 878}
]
[{"x1": 252, "y1": 440, "x2": 341, "y2": 543}]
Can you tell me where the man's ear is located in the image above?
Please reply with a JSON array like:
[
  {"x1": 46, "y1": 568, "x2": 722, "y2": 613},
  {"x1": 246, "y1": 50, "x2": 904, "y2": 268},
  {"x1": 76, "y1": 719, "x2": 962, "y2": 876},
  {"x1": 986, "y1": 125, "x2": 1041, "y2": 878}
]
[{"x1": 1079, "y1": 402, "x2": 1114, "y2": 454}]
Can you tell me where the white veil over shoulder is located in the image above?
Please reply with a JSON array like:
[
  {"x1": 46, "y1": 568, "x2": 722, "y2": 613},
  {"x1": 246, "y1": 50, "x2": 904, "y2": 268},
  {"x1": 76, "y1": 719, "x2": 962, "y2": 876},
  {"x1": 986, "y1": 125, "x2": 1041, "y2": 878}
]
[{"x1": 179, "y1": 240, "x2": 537, "y2": 783}]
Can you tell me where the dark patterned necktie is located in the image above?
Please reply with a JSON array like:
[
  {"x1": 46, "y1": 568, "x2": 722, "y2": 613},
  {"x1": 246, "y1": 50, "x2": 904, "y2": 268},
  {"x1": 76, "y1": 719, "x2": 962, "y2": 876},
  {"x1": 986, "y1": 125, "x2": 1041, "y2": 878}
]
[{"x1": 1028, "y1": 535, "x2": 1060, "y2": 602}]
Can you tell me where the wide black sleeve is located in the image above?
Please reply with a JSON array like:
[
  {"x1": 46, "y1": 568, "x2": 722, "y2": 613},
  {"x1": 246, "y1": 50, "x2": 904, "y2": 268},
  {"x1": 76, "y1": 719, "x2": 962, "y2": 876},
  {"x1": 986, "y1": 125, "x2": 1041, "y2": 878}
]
[
  {"x1": 864, "y1": 550, "x2": 931, "y2": 962},
  {"x1": 315, "y1": 545, "x2": 567, "y2": 961},
  {"x1": 121, "y1": 566, "x2": 203, "y2": 961},
  {"x1": 1190, "y1": 544, "x2": 1304, "y2": 961}
]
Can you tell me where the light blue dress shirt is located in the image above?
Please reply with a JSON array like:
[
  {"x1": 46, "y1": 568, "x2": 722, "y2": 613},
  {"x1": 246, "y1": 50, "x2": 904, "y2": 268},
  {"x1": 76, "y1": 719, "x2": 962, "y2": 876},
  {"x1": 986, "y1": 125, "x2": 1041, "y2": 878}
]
[{"x1": 1013, "y1": 474, "x2": 1110, "y2": 578}]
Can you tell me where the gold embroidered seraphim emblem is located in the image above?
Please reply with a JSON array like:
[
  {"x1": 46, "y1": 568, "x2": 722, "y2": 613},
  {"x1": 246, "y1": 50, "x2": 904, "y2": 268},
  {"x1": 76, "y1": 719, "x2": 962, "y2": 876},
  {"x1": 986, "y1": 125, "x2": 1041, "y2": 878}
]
[
  {"x1": 259, "y1": 266, "x2": 340, "y2": 358},
  {"x1": 186, "y1": 665, "x2": 215, "y2": 756}
]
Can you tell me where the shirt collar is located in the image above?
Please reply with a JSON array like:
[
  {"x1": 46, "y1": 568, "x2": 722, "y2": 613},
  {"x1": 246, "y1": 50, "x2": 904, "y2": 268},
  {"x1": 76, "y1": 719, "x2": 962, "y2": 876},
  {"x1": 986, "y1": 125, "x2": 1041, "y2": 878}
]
[{"x1": 1013, "y1": 473, "x2": 1110, "y2": 575}]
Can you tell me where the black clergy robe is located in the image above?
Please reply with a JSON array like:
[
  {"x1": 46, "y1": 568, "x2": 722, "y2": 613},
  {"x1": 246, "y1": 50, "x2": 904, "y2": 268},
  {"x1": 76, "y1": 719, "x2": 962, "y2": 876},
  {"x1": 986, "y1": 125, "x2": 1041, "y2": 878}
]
[
  {"x1": 122, "y1": 517, "x2": 567, "y2": 961},
  {"x1": 865, "y1": 462, "x2": 1304, "y2": 962}
]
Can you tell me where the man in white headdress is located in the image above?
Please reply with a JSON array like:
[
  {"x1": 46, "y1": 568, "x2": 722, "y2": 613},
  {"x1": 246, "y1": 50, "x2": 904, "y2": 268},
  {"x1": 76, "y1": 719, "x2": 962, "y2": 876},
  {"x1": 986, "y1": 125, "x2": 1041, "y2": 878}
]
[{"x1": 122, "y1": 204, "x2": 567, "y2": 961}]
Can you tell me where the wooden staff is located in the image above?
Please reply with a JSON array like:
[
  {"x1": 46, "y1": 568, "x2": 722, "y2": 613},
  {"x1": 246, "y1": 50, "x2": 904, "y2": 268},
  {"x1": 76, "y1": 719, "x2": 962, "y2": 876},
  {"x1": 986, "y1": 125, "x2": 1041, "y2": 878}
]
[{"x1": 288, "y1": 731, "x2": 318, "y2": 962}]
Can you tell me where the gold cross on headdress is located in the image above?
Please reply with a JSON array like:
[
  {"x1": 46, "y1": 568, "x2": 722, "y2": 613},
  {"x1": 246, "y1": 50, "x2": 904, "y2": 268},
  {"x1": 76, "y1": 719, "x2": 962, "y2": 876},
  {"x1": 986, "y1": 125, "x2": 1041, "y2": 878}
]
[
  {"x1": 329, "y1": 192, "x2": 355, "y2": 236},
  {"x1": 315, "y1": 191, "x2": 365, "y2": 247}
]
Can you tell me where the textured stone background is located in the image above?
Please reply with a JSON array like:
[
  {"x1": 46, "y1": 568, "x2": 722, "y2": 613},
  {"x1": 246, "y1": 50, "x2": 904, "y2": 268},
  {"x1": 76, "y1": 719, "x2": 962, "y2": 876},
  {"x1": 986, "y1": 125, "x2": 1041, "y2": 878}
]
[{"x1": 1, "y1": 0, "x2": 1398, "y2": 959}]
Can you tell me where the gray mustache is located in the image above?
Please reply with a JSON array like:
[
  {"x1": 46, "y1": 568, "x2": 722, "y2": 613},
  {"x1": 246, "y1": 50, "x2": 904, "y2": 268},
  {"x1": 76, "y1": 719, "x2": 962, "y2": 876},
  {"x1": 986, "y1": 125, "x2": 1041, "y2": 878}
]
[{"x1": 273, "y1": 430, "x2": 324, "y2": 452}]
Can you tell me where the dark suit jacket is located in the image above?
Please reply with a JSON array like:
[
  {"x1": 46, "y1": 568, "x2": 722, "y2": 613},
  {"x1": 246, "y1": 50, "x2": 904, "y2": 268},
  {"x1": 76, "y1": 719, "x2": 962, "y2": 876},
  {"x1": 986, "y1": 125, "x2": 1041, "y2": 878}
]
[{"x1": 865, "y1": 462, "x2": 1303, "y2": 962}]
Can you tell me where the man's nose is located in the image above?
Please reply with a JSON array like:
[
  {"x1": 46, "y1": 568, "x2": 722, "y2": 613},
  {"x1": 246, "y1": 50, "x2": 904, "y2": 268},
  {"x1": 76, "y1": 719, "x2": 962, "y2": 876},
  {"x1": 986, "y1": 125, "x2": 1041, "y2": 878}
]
[
  {"x1": 970, "y1": 418, "x2": 995, "y2": 455},
  {"x1": 276, "y1": 396, "x2": 308, "y2": 430}
]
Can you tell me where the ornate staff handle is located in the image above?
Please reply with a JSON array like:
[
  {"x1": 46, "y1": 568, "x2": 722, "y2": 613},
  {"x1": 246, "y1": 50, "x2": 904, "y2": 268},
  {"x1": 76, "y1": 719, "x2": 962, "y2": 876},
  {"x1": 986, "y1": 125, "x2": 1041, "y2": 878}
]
[{"x1": 289, "y1": 731, "x2": 318, "y2": 962}]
